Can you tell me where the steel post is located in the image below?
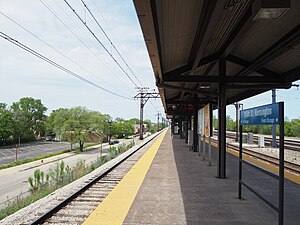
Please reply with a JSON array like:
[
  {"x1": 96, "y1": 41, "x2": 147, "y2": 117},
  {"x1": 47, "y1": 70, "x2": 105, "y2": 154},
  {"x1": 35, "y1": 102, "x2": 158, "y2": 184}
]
[
  {"x1": 238, "y1": 125, "x2": 243, "y2": 199},
  {"x1": 218, "y1": 57, "x2": 226, "y2": 178},
  {"x1": 203, "y1": 135, "x2": 206, "y2": 160},
  {"x1": 208, "y1": 136, "x2": 212, "y2": 166},
  {"x1": 272, "y1": 89, "x2": 277, "y2": 147},
  {"x1": 278, "y1": 102, "x2": 284, "y2": 225},
  {"x1": 185, "y1": 116, "x2": 189, "y2": 143},
  {"x1": 198, "y1": 134, "x2": 201, "y2": 155},
  {"x1": 179, "y1": 120, "x2": 183, "y2": 139},
  {"x1": 193, "y1": 104, "x2": 198, "y2": 152}
]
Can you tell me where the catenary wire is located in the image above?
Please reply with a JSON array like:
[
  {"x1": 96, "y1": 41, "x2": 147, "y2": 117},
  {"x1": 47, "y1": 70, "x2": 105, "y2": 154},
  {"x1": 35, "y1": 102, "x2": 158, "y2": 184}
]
[
  {"x1": 40, "y1": 0, "x2": 135, "y2": 95},
  {"x1": 80, "y1": 0, "x2": 143, "y2": 87},
  {"x1": 0, "y1": 10, "x2": 127, "y2": 96},
  {"x1": 63, "y1": 0, "x2": 139, "y2": 89},
  {"x1": 0, "y1": 31, "x2": 131, "y2": 100}
]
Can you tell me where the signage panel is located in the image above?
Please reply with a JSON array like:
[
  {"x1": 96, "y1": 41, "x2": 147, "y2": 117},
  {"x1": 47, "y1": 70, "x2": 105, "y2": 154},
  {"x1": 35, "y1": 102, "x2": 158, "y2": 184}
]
[
  {"x1": 198, "y1": 103, "x2": 211, "y2": 135},
  {"x1": 198, "y1": 108, "x2": 204, "y2": 134},
  {"x1": 240, "y1": 103, "x2": 281, "y2": 125}
]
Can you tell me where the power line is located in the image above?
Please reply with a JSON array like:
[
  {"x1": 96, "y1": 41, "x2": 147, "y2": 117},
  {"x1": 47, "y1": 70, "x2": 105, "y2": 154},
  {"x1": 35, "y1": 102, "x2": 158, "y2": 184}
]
[
  {"x1": 0, "y1": 31, "x2": 131, "y2": 100},
  {"x1": 0, "y1": 10, "x2": 125, "y2": 96},
  {"x1": 40, "y1": 0, "x2": 135, "y2": 95},
  {"x1": 79, "y1": 0, "x2": 143, "y2": 87},
  {"x1": 63, "y1": 0, "x2": 139, "y2": 89}
]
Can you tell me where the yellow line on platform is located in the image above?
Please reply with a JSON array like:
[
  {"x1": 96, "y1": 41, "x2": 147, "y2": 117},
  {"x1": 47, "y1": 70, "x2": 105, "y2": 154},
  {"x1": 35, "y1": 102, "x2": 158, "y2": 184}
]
[
  {"x1": 82, "y1": 130, "x2": 167, "y2": 225},
  {"x1": 210, "y1": 141, "x2": 300, "y2": 185}
]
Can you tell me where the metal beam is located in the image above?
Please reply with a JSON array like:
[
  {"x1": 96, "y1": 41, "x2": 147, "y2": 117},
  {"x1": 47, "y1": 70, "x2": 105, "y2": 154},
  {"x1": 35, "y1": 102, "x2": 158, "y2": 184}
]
[
  {"x1": 226, "y1": 83, "x2": 292, "y2": 89},
  {"x1": 163, "y1": 53, "x2": 220, "y2": 80},
  {"x1": 165, "y1": 93, "x2": 182, "y2": 102},
  {"x1": 236, "y1": 24, "x2": 300, "y2": 77},
  {"x1": 157, "y1": 82, "x2": 219, "y2": 97},
  {"x1": 227, "y1": 54, "x2": 279, "y2": 78},
  {"x1": 190, "y1": 0, "x2": 227, "y2": 69},
  {"x1": 165, "y1": 110, "x2": 193, "y2": 117},
  {"x1": 167, "y1": 99, "x2": 215, "y2": 105},
  {"x1": 220, "y1": 3, "x2": 256, "y2": 56},
  {"x1": 284, "y1": 65, "x2": 300, "y2": 83},
  {"x1": 164, "y1": 75, "x2": 283, "y2": 83},
  {"x1": 163, "y1": 64, "x2": 192, "y2": 78}
]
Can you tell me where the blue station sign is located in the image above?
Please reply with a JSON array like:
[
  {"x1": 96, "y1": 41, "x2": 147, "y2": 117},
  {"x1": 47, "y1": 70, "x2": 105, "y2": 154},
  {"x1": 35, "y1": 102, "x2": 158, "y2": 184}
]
[{"x1": 240, "y1": 103, "x2": 281, "y2": 125}]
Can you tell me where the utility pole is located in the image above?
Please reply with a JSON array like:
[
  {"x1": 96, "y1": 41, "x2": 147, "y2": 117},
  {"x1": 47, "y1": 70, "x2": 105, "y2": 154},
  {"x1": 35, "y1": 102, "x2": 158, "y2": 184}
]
[
  {"x1": 156, "y1": 112, "x2": 161, "y2": 132},
  {"x1": 234, "y1": 102, "x2": 243, "y2": 142},
  {"x1": 134, "y1": 88, "x2": 159, "y2": 140},
  {"x1": 272, "y1": 89, "x2": 276, "y2": 148}
]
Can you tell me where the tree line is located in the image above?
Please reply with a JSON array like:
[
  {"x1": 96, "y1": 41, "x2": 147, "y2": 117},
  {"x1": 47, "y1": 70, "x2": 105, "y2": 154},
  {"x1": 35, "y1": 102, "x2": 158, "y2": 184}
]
[
  {"x1": 213, "y1": 115, "x2": 300, "y2": 137},
  {"x1": 0, "y1": 97, "x2": 165, "y2": 149}
]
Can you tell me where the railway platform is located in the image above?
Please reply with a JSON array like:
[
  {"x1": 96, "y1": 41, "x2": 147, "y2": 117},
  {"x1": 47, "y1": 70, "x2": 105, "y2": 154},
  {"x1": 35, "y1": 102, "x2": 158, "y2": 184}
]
[{"x1": 83, "y1": 129, "x2": 300, "y2": 225}]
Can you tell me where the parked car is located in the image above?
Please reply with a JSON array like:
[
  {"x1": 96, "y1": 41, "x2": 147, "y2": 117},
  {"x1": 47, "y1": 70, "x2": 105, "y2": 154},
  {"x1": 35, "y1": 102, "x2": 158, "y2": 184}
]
[
  {"x1": 109, "y1": 140, "x2": 119, "y2": 145},
  {"x1": 45, "y1": 136, "x2": 54, "y2": 141}
]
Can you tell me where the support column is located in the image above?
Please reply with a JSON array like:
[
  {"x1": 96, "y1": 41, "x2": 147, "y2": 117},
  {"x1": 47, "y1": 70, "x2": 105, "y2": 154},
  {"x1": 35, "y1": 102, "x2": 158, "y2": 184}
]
[
  {"x1": 179, "y1": 119, "x2": 183, "y2": 139},
  {"x1": 272, "y1": 89, "x2": 276, "y2": 147},
  {"x1": 185, "y1": 116, "x2": 189, "y2": 143},
  {"x1": 218, "y1": 58, "x2": 226, "y2": 179},
  {"x1": 171, "y1": 119, "x2": 175, "y2": 134},
  {"x1": 193, "y1": 104, "x2": 198, "y2": 152}
]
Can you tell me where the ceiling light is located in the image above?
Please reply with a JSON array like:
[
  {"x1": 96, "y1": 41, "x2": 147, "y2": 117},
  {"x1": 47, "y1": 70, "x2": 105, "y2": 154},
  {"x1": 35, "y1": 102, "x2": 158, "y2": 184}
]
[
  {"x1": 253, "y1": 0, "x2": 290, "y2": 20},
  {"x1": 199, "y1": 86, "x2": 210, "y2": 89}
]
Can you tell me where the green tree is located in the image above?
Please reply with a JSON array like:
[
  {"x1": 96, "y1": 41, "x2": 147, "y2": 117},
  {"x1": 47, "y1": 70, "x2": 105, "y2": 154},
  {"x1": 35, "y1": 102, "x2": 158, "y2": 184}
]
[
  {"x1": 0, "y1": 103, "x2": 13, "y2": 145},
  {"x1": 112, "y1": 119, "x2": 134, "y2": 138},
  {"x1": 47, "y1": 107, "x2": 111, "y2": 151},
  {"x1": 89, "y1": 112, "x2": 111, "y2": 141},
  {"x1": 290, "y1": 119, "x2": 300, "y2": 137},
  {"x1": 11, "y1": 97, "x2": 47, "y2": 142}
]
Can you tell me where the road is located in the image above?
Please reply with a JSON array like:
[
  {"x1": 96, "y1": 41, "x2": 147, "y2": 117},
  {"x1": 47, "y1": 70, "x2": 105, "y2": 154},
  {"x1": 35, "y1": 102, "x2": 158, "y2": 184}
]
[
  {"x1": 0, "y1": 141, "x2": 71, "y2": 166},
  {"x1": 0, "y1": 138, "x2": 135, "y2": 208}
]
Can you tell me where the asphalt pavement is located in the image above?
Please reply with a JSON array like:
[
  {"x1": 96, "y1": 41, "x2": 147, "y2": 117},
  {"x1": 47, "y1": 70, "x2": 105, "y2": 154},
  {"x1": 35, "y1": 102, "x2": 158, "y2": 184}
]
[{"x1": 0, "y1": 141, "x2": 74, "y2": 166}]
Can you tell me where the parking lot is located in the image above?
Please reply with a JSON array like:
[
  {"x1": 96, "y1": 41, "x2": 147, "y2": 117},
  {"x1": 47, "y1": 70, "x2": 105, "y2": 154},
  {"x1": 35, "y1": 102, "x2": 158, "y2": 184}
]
[{"x1": 0, "y1": 141, "x2": 71, "y2": 166}]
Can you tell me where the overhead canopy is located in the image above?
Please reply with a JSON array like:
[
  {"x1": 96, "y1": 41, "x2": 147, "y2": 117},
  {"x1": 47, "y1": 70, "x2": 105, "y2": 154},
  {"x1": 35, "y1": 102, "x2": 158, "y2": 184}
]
[{"x1": 133, "y1": 0, "x2": 300, "y2": 119}]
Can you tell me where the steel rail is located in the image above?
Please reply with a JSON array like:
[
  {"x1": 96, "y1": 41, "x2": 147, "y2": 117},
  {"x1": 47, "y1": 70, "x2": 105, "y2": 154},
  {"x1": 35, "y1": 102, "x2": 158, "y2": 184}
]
[
  {"x1": 29, "y1": 131, "x2": 162, "y2": 225},
  {"x1": 210, "y1": 138, "x2": 300, "y2": 174}
]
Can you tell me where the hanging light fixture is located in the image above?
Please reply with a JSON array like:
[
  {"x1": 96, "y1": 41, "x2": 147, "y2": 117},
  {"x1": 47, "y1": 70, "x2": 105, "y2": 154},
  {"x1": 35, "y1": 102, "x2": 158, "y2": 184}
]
[{"x1": 253, "y1": 0, "x2": 290, "y2": 20}]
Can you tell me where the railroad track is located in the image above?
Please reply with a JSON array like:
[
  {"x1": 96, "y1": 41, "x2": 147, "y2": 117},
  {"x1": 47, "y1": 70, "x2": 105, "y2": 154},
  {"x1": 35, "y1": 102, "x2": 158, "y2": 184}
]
[
  {"x1": 210, "y1": 138, "x2": 300, "y2": 175},
  {"x1": 28, "y1": 132, "x2": 161, "y2": 225},
  {"x1": 214, "y1": 131, "x2": 300, "y2": 152}
]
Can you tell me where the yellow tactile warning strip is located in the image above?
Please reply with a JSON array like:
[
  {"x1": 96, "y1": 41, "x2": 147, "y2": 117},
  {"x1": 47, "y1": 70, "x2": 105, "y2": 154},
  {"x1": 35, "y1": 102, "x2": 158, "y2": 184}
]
[
  {"x1": 82, "y1": 130, "x2": 167, "y2": 225},
  {"x1": 210, "y1": 141, "x2": 300, "y2": 185}
]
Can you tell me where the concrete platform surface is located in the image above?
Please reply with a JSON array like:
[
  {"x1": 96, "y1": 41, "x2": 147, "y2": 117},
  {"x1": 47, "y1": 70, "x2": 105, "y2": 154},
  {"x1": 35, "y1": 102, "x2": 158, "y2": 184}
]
[{"x1": 123, "y1": 130, "x2": 300, "y2": 225}]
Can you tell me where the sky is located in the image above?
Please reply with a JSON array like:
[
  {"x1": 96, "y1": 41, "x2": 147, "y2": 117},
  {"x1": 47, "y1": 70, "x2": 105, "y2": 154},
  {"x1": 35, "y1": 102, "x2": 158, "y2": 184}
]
[
  {"x1": 0, "y1": 0, "x2": 162, "y2": 121},
  {"x1": 0, "y1": 1, "x2": 299, "y2": 122}
]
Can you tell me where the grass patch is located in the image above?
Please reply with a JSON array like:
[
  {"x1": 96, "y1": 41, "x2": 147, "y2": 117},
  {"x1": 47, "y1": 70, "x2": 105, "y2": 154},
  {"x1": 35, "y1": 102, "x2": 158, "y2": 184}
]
[{"x1": 0, "y1": 141, "x2": 135, "y2": 221}]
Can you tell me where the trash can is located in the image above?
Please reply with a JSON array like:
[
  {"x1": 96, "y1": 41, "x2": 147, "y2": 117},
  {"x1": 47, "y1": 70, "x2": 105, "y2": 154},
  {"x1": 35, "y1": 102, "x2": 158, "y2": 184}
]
[
  {"x1": 248, "y1": 133, "x2": 254, "y2": 144},
  {"x1": 258, "y1": 136, "x2": 265, "y2": 148}
]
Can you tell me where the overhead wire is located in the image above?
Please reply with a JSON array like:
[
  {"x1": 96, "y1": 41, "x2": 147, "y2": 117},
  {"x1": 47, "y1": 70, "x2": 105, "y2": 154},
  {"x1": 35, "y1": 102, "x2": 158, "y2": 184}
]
[
  {"x1": 0, "y1": 31, "x2": 131, "y2": 100},
  {"x1": 80, "y1": 0, "x2": 143, "y2": 87},
  {"x1": 0, "y1": 10, "x2": 125, "y2": 95},
  {"x1": 63, "y1": 0, "x2": 139, "y2": 89},
  {"x1": 40, "y1": 0, "x2": 134, "y2": 95}
]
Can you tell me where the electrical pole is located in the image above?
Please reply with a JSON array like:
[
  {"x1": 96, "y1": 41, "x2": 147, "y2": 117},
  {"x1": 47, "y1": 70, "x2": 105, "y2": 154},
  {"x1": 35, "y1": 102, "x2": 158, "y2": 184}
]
[
  {"x1": 156, "y1": 112, "x2": 161, "y2": 132},
  {"x1": 234, "y1": 102, "x2": 242, "y2": 142},
  {"x1": 134, "y1": 88, "x2": 159, "y2": 140},
  {"x1": 272, "y1": 89, "x2": 276, "y2": 148}
]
